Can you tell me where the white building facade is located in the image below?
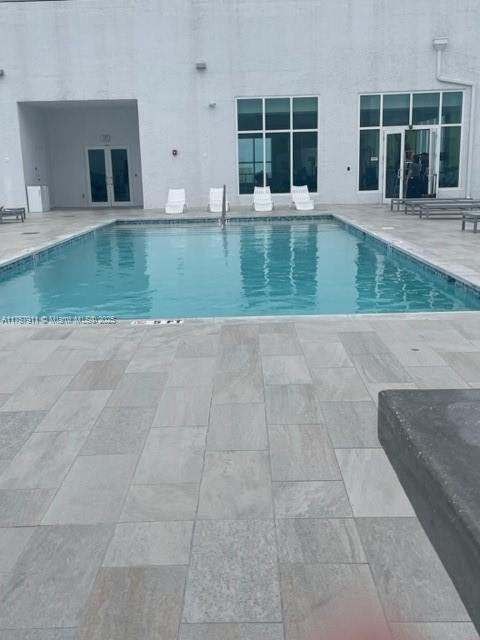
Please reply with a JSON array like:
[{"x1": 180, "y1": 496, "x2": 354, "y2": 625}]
[{"x1": 0, "y1": 0, "x2": 479, "y2": 210}]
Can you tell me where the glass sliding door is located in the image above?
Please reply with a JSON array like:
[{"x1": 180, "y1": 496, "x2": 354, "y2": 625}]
[
  {"x1": 384, "y1": 133, "x2": 402, "y2": 199},
  {"x1": 87, "y1": 149, "x2": 109, "y2": 204},
  {"x1": 404, "y1": 129, "x2": 430, "y2": 198},
  {"x1": 110, "y1": 149, "x2": 131, "y2": 203},
  {"x1": 87, "y1": 147, "x2": 132, "y2": 206}
]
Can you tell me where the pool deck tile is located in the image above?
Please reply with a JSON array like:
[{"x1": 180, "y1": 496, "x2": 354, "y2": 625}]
[
  {"x1": 268, "y1": 424, "x2": 341, "y2": 481},
  {"x1": 75, "y1": 566, "x2": 186, "y2": 640},
  {"x1": 179, "y1": 623, "x2": 285, "y2": 640},
  {"x1": 0, "y1": 524, "x2": 113, "y2": 629},
  {"x1": 336, "y1": 448, "x2": 415, "y2": 517},
  {"x1": 207, "y1": 402, "x2": 267, "y2": 450},
  {"x1": 356, "y1": 518, "x2": 471, "y2": 622},
  {"x1": 197, "y1": 450, "x2": 273, "y2": 520},
  {"x1": 133, "y1": 428, "x2": 206, "y2": 484},
  {"x1": 0, "y1": 410, "x2": 47, "y2": 459},
  {"x1": 41, "y1": 454, "x2": 137, "y2": 524},
  {"x1": 183, "y1": 519, "x2": 281, "y2": 623}
]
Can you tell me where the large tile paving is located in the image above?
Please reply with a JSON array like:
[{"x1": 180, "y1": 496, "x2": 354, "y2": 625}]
[
  {"x1": 154, "y1": 385, "x2": 211, "y2": 427},
  {"x1": 179, "y1": 623, "x2": 285, "y2": 640},
  {"x1": 198, "y1": 450, "x2": 273, "y2": 519},
  {"x1": 103, "y1": 521, "x2": 193, "y2": 567},
  {"x1": 269, "y1": 424, "x2": 340, "y2": 480},
  {"x1": 273, "y1": 481, "x2": 352, "y2": 518},
  {"x1": 280, "y1": 563, "x2": 386, "y2": 640},
  {"x1": 0, "y1": 310, "x2": 478, "y2": 636},
  {"x1": 0, "y1": 526, "x2": 35, "y2": 574},
  {"x1": 390, "y1": 622, "x2": 479, "y2": 640},
  {"x1": 1, "y1": 630, "x2": 77, "y2": 639},
  {"x1": 207, "y1": 402, "x2": 267, "y2": 450},
  {"x1": 75, "y1": 566, "x2": 186, "y2": 640},
  {"x1": 183, "y1": 519, "x2": 282, "y2": 623},
  {"x1": 0, "y1": 488, "x2": 56, "y2": 526},
  {"x1": 134, "y1": 428, "x2": 206, "y2": 484},
  {"x1": 357, "y1": 517, "x2": 470, "y2": 622},
  {"x1": 80, "y1": 406, "x2": 155, "y2": 455},
  {"x1": 120, "y1": 483, "x2": 198, "y2": 522},
  {"x1": 0, "y1": 524, "x2": 113, "y2": 628},
  {"x1": 0, "y1": 431, "x2": 87, "y2": 489},
  {"x1": 336, "y1": 448, "x2": 415, "y2": 517},
  {"x1": 276, "y1": 518, "x2": 366, "y2": 564},
  {"x1": 0, "y1": 410, "x2": 46, "y2": 459},
  {"x1": 1, "y1": 375, "x2": 73, "y2": 411},
  {"x1": 36, "y1": 390, "x2": 111, "y2": 432},
  {"x1": 42, "y1": 454, "x2": 137, "y2": 524}
]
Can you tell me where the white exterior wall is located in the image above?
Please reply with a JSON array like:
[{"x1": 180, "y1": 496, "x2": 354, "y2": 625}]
[{"x1": 0, "y1": 0, "x2": 479, "y2": 209}]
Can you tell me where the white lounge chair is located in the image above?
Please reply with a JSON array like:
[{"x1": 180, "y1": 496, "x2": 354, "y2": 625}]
[
  {"x1": 253, "y1": 186, "x2": 273, "y2": 212},
  {"x1": 291, "y1": 185, "x2": 314, "y2": 211},
  {"x1": 165, "y1": 188, "x2": 186, "y2": 214},
  {"x1": 208, "y1": 187, "x2": 229, "y2": 213}
]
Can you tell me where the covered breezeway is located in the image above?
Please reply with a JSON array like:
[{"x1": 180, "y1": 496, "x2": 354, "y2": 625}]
[{"x1": 18, "y1": 99, "x2": 144, "y2": 211}]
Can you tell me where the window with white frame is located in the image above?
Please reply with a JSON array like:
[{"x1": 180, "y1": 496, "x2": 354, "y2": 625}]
[
  {"x1": 358, "y1": 91, "x2": 463, "y2": 191},
  {"x1": 237, "y1": 97, "x2": 319, "y2": 194}
]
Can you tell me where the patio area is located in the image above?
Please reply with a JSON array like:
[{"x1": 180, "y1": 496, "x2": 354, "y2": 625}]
[{"x1": 0, "y1": 206, "x2": 479, "y2": 639}]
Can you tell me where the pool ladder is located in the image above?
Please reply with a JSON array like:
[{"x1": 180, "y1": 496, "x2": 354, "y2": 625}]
[{"x1": 220, "y1": 184, "x2": 227, "y2": 228}]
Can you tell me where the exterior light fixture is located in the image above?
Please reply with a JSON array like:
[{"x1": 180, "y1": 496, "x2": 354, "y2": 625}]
[
  {"x1": 195, "y1": 61, "x2": 207, "y2": 71},
  {"x1": 432, "y1": 37, "x2": 449, "y2": 51},
  {"x1": 208, "y1": 102, "x2": 216, "y2": 108}
]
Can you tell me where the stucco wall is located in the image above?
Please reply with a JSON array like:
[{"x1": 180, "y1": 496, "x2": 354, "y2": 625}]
[{"x1": 0, "y1": 0, "x2": 479, "y2": 209}]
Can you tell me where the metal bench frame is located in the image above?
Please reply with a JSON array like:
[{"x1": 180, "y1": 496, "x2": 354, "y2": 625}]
[
  {"x1": 461, "y1": 213, "x2": 480, "y2": 233},
  {"x1": 390, "y1": 197, "x2": 473, "y2": 213},
  {"x1": 0, "y1": 207, "x2": 26, "y2": 223}
]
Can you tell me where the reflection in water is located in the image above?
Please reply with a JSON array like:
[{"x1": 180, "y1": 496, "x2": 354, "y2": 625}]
[
  {"x1": 240, "y1": 226, "x2": 267, "y2": 306},
  {"x1": 0, "y1": 221, "x2": 478, "y2": 319},
  {"x1": 355, "y1": 242, "x2": 460, "y2": 312},
  {"x1": 33, "y1": 228, "x2": 152, "y2": 317},
  {"x1": 240, "y1": 224, "x2": 319, "y2": 311},
  {"x1": 292, "y1": 224, "x2": 318, "y2": 301}
]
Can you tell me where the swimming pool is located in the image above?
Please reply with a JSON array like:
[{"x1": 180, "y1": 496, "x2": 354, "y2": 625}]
[{"x1": 0, "y1": 218, "x2": 479, "y2": 319}]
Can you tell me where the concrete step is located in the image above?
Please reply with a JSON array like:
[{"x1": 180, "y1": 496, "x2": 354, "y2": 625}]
[{"x1": 378, "y1": 388, "x2": 480, "y2": 633}]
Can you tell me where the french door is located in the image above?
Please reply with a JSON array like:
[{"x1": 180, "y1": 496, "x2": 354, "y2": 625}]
[
  {"x1": 382, "y1": 128, "x2": 438, "y2": 202},
  {"x1": 86, "y1": 147, "x2": 132, "y2": 207}
]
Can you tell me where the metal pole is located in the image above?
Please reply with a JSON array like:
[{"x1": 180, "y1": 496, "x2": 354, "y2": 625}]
[{"x1": 221, "y1": 184, "x2": 227, "y2": 227}]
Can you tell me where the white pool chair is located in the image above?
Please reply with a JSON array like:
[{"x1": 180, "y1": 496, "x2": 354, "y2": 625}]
[
  {"x1": 291, "y1": 185, "x2": 314, "y2": 211},
  {"x1": 165, "y1": 188, "x2": 186, "y2": 214},
  {"x1": 208, "y1": 187, "x2": 229, "y2": 213},
  {"x1": 253, "y1": 186, "x2": 273, "y2": 212}
]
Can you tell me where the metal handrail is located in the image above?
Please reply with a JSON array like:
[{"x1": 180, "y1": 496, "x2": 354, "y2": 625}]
[{"x1": 220, "y1": 184, "x2": 227, "y2": 227}]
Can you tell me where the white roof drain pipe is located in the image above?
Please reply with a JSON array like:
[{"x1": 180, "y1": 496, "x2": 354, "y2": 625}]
[{"x1": 433, "y1": 37, "x2": 475, "y2": 198}]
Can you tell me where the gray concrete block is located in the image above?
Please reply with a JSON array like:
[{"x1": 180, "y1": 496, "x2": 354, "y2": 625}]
[{"x1": 378, "y1": 389, "x2": 480, "y2": 632}]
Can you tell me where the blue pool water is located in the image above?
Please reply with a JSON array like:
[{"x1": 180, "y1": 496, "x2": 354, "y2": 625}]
[{"x1": 0, "y1": 219, "x2": 479, "y2": 319}]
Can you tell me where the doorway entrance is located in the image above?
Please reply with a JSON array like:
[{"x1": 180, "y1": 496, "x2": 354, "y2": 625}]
[
  {"x1": 87, "y1": 147, "x2": 132, "y2": 206},
  {"x1": 383, "y1": 128, "x2": 438, "y2": 201}
]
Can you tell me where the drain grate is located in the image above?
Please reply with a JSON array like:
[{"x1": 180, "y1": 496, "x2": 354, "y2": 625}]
[{"x1": 22, "y1": 231, "x2": 40, "y2": 235}]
